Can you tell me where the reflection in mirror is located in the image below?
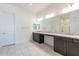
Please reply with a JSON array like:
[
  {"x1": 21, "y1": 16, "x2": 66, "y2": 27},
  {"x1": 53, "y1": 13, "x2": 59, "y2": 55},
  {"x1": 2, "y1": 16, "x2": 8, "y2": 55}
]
[
  {"x1": 34, "y1": 9, "x2": 79, "y2": 35},
  {"x1": 60, "y1": 16, "x2": 70, "y2": 33},
  {"x1": 33, "y1": 24, "x2": 40, "y2": 30}
]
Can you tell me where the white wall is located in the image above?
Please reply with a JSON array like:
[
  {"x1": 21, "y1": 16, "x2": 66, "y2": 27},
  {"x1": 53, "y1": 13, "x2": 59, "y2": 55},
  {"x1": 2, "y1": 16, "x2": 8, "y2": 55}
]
[
  {"x1": 15, "y1": 8, "x2": 34, "y2": 44},
  {"x1": 0, "y1": 4, "x2": 34, "y2": 44}
]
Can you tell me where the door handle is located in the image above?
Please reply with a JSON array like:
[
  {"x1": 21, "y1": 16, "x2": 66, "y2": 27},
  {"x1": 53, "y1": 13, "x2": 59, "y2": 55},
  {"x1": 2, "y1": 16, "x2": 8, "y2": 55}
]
[{"x1": 2, "y1": 32, "x2": 6, "y2": 35}]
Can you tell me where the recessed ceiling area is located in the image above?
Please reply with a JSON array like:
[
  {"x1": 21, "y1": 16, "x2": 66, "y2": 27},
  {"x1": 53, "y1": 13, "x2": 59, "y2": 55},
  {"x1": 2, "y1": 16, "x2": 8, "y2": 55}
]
[
  {"x1": 10, "y1": 3, "x2": 72, "y2": 15},
  {"x1": 10, "y1": 3, "x2": 50, "y2": 14}
]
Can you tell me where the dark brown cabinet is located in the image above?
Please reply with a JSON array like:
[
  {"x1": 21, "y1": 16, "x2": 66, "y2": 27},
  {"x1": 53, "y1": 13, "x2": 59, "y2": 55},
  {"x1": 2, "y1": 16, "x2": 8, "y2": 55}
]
[
  {"x1": 54, "y1": 36, "x2": 67, "y2": 55},
  {"x1": 67, "y1": 39, "x2": 79, "y2": 56},
  {"x1": 33, "y1": 33, "x2": 44, "y2": 43},
  {"x1": 33, "y1": 32, "x2": 79, "y2": 56},
  {"x1": 54, "y1": 36, "x2": 79, "y2": 56}
]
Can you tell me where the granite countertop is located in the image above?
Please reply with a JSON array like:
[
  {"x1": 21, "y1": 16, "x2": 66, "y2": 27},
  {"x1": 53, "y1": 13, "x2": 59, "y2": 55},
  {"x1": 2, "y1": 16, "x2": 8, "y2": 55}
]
[{"x1": 33, "y1": 31, "x2": 79, "y2": 39}]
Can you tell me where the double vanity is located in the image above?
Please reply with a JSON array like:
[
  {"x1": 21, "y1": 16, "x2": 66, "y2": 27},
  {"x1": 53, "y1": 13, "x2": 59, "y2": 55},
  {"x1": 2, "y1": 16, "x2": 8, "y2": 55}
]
[{"x1": 33, "y1": 31, "x2": 79, "y2": 56}]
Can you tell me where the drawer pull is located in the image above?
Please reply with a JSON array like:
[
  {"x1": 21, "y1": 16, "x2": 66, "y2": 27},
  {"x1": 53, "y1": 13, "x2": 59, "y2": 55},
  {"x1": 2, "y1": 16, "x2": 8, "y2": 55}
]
[{"x1": 73, "y1": 40, "x2": 79, "y2": 43}]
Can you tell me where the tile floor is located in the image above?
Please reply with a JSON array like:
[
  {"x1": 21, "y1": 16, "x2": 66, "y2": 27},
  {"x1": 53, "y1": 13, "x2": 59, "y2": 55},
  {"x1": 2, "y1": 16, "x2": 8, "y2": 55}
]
[{"x1": 0, "y1": 40, "x2": 62, "y2": 56}]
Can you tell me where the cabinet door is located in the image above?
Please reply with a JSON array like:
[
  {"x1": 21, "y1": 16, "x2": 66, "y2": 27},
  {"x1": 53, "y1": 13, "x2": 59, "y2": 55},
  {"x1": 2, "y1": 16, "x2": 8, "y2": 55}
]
[
  {"x1": 54, "y1": 37, "x2": 67, "y2": 55},
  {"x1": 67, "y1": 39, "x2": 79, "y2": 56},
  {"x1": 33, "y1": 33, "x2": 44, "y2": 43},
  {"x1": 33, "y1": 33, "x2": 40, "y2": 42}
]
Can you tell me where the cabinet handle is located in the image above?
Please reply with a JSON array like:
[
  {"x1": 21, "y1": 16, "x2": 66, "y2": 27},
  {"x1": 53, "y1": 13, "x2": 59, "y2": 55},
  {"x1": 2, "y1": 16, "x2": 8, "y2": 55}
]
[{"x1": 73, "y1": 39, "x2": 79, "y2": 43}]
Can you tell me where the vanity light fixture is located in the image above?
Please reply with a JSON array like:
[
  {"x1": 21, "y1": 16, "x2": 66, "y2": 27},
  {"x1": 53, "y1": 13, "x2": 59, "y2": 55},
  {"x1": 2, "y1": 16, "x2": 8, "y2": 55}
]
[
  {"x1": 37, "y1": 18, "x2": 43, "y2": 22},
  {"x1": 72, "y1": 3, "x2": 79, "y2": 10},
  {"x1": 62, "y1": 5, "x2": 72, "y2": 13},
  {"x1": 62, "y1": 3, "x2": 79, "y2": 14},
  {"x1": 45, "y1": 13, "x2": 55, "y2": 19}
]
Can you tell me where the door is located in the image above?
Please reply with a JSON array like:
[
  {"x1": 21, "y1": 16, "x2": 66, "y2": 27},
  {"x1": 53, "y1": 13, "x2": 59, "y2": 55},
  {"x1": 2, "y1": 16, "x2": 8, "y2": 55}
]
[{"x1": 0, "y1": 11, "x2": 15, "y2": 47}]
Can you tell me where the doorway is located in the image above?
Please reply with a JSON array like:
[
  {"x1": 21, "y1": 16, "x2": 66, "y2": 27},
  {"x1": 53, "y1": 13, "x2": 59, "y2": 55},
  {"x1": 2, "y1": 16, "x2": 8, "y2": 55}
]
[
  {"x1": 0, "y1": 11, "x2": 15, "y2": 47},
  {"x1": 60, "y1": 16, "x2": 70, "y2": 33}
]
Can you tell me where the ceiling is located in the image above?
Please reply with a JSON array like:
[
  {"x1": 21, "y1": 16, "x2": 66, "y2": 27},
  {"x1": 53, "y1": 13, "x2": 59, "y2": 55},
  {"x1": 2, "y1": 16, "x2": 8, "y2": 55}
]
[{"x1": 10, "y1": 3, "x2": 72, "y2": 14}]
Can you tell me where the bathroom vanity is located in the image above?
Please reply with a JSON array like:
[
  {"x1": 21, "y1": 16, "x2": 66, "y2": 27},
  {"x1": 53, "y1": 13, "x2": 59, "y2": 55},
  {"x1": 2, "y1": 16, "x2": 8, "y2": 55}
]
[{"x1": 33, "y1": 31, "x2": 79, "y2": 56}]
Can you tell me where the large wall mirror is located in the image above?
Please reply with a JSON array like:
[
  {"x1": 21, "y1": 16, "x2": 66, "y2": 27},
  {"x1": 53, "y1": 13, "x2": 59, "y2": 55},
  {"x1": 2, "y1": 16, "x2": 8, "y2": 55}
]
[{"x1": 35, "y1": 9, "x2": 79, "y2": 35}]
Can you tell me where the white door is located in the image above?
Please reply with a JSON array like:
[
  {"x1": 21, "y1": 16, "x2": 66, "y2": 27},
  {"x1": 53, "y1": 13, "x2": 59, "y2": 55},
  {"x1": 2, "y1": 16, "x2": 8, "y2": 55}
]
[{"x1": 0, "y1": 11, "x2": 15, "y2": 47}]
